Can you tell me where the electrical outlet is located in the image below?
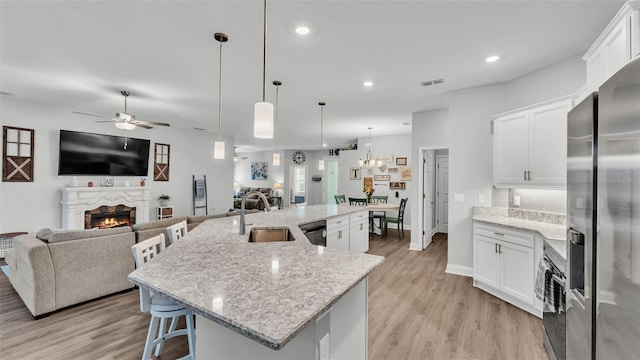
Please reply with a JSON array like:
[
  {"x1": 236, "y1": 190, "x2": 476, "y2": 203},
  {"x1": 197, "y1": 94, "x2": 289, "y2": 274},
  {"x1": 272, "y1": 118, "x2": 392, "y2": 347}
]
[
  {"x1": 454, "y1": 193, "x2": 464, "y2": 203},
  {"x1": 513, "y1": 195, "x2": 520, "y2": 207}
]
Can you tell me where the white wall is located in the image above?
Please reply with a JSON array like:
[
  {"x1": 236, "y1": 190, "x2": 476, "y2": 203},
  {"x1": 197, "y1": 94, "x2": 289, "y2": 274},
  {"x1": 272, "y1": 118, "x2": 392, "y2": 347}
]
[
  {"x1": 0, "y1": 98, "x2": 235, "y2": 233},
  {"x1": 410, "y1": 108, "x2": 449, "y2": 250},
  {"x1": 336, "y1": 134, "x2": 413, "y2": 226}
]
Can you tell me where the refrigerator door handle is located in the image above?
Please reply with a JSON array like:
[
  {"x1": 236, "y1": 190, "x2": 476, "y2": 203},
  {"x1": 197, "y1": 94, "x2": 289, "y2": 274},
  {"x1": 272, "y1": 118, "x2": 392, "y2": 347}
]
[{"x1": 568, "y1": 228, "x2": 585, "y2": 245}]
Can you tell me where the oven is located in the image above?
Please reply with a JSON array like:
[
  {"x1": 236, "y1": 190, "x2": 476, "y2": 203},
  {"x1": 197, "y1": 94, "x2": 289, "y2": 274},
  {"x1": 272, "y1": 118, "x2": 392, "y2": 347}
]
[{"x1": 543, "y1": 244, "x2": 567, "y2": 360}]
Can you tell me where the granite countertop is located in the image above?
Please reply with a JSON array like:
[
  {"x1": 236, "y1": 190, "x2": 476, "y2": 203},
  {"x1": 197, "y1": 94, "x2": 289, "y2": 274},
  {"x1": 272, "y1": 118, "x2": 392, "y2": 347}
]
[
  {"x1": 472, "y1": 207, "x2": 567, "y2": 241},
  {"x1": 128, "y1": 204, "x2": 384, "y2": 350}
]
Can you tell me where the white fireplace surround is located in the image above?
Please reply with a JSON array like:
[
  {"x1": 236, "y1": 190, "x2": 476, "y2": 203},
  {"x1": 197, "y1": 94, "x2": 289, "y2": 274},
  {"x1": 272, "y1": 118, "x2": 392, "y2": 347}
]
[{"x1": 61, "y1": 186, "x2": 152, "y2": 229}]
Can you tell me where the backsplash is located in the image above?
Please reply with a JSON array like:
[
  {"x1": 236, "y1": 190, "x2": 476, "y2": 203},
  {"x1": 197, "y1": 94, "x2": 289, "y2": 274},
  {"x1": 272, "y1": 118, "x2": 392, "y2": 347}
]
[{"x1": 492, "y1": 188, "x2": 567, "y2": 214}]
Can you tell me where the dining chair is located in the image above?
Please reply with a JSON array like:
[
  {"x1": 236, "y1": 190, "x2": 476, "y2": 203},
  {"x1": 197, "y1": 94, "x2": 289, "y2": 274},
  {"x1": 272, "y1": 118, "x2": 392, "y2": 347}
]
[
  {"x1": 370, "y1": 195, "x2": 388, "y2": 233},
  {"x1": 334, "y1": 194, "x2": 347, "y2": 204},
  {"x1": 131, "y1": 234, "x2": 195, "y2": 360},
  {"x1": 348, "y1": 197, "x2": 367, "y2": 206},
  {"x1": 166, "y1": 220, "x2": 188, "y2": 246},
  {"x1": 383, "y1": 198, "x2": 408, "y2": 239}
]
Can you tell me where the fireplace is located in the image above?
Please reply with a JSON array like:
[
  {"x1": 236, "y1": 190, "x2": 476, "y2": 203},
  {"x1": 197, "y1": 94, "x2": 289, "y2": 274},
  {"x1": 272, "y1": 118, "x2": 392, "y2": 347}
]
[
  {"x1": 85, "y1": 205, "x2": 136, "y2": 229},
  {"x1": 61, "y1": 186, "x2": 151, "y2": 229}
]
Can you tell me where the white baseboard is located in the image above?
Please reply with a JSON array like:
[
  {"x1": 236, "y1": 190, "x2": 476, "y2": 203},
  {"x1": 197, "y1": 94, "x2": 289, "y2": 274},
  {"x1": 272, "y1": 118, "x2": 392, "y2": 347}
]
[
  {"x1": 409, "y1": 243, "x2": 422, "y2": 251},
  {"x1": 445, "y1": 263, "x2": 473, "y2": 277}
]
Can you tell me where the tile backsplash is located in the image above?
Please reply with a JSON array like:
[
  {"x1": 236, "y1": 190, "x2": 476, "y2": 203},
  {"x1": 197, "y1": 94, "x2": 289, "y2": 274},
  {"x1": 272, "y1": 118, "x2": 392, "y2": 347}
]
[{"x1": 492, "y1": 188, "x2": 566, "y2": 214}]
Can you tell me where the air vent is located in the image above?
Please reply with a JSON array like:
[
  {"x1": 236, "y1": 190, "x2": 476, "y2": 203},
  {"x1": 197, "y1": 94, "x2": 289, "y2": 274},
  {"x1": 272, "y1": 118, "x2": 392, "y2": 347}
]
[
  {"x1": 421, "y1": 78, "x2": 444, "y2": 87},
  {"x1": 193, "y1": 127, "x2": 206, "y2": 131},
  {"x1": 0, "y1": 91, "x2": 14, "y2": 96}
]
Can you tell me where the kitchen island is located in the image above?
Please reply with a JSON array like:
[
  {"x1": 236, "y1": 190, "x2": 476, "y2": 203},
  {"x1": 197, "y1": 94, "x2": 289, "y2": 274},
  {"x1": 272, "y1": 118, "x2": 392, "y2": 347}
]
[{"x1": 128, "y1": 204, "x2": 384, "y2": 359}]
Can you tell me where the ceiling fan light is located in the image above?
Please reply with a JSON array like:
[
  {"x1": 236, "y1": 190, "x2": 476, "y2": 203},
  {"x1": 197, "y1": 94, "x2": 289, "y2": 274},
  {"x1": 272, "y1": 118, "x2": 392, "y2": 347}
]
[
  {"x1": 254, "y1": 101, "x2": 274, "y2": 138},
  {"x1": 214, "y1": 140, "x2": 225, "y2": 159},
  {"x1": 115, "y1": 122, "x2": 135, "y2": 130},
  {"x1": 273, "y1": 152, "x2": 281, "y2": 166}
]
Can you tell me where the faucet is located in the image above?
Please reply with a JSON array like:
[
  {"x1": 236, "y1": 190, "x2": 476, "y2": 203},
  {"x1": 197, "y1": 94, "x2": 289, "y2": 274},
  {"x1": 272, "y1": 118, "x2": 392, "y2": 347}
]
[{"x1": 239, "y1": 191, "x2": 272, "y2": 235}]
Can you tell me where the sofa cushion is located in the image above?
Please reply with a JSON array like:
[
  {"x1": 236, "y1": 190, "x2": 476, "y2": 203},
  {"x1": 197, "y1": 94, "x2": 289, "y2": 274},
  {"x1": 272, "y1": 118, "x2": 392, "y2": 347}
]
[
  {"x1": 258, "y1": 187, "x2": 271, "y2": 194},
  {"x1": 48, "y1": 226, "x2": 132, "y2": 243},
  {"x1": 36, "y1": 228, "x2": 53, "y2": 241},
  {"x1": 187, "y1": 214, "x2": 226, "y2": 224},
  {"x1": 131, "y1": 217, "x2": 188, "y2": 231}
]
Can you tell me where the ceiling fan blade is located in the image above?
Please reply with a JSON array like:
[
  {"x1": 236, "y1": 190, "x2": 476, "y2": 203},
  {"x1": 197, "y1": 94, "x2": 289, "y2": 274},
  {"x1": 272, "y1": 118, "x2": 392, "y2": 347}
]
[
  {"x1": 136, "y1": 123, "x2": 154, "y2": 129},
  {"x1": 134, "y1": 119, "x2": 170, "y2": 127},
  {"x1": 72, "y1": 111, "x2": 107, "y2": 118}
]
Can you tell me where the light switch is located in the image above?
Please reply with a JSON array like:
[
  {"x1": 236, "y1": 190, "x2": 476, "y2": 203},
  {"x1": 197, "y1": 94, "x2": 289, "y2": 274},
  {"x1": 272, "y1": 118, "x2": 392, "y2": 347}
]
[
  {"x1": 513, "y1": 195, "x2": 520, "y2": 207},
  {"x1": 478, "y1": 195, "x2": 485, "y2": 203},
  {"x1": 454, "y1": 193, "x2": 464, "y2": 203}
]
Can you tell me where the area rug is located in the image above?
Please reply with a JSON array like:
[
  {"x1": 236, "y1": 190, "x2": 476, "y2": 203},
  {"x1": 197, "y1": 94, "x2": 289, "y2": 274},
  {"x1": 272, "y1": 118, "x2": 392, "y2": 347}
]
[{"x1": 1, "y1": 265, "x2": 9, "y2": 277}]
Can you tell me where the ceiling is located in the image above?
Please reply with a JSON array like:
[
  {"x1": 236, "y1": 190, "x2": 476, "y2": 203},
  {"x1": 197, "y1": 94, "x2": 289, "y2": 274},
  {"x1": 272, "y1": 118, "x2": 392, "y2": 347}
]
[{"x1": 0, "y1": 0, "x2": 624, "y2": 152}]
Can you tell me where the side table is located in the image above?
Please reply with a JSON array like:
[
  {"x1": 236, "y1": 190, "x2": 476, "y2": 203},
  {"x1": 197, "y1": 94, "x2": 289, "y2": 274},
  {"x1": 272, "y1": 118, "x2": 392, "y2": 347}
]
[{"x1": 0, "y1": 232, "x2": 27, "y2": 258}]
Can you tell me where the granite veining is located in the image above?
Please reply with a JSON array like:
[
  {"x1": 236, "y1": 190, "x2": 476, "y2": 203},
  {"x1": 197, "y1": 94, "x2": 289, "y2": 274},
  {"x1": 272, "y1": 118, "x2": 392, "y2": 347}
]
[
  {"x1": 472, "y1": 206, "x2": 567, "y2": 242},
  {"x1": 128, "y1": 205, "x2": 384, "y2": 350}
]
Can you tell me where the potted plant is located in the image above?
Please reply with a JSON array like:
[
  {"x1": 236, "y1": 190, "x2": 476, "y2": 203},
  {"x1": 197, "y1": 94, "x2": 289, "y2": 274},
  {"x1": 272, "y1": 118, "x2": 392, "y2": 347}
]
[
  {"x1": 363, "y1": 186, "x2": 375, "y2": 203},
  {"x1": 159, "y1": 194, "x2": 171, "y2": 206}
]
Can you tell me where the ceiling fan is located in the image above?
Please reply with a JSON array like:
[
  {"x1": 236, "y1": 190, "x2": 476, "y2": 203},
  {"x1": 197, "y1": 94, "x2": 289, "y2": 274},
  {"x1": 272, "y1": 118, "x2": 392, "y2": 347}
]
[{"x1": 72, "y1": 90, "x2": 170, "y2": 130}]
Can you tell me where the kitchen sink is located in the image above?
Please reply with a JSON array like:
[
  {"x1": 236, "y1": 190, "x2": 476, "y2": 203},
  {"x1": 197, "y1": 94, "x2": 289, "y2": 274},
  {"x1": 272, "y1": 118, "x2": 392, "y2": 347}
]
[{"x1": 248, "y1": 227, "x2": 295, "y2": 242}]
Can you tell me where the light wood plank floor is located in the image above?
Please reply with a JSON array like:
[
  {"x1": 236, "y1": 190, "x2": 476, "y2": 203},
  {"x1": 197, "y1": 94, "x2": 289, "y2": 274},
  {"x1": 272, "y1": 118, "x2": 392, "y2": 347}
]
[{"x1": 0, "y1": 231, "x2": 547, "y2": 359}]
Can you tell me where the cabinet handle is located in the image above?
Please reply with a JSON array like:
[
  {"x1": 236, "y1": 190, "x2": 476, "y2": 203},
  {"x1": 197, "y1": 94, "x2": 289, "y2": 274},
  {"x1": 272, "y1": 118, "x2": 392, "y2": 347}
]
[
  {"x1": 498, "y1": 244, "x2": 502, "y2": 254},
  {"x1": 338, "y1": 230, "x2": 342, "y2": 239},
  {"x1": 494, "y1": 232, "x2": 504, "y2": 236},
  {"x1": 360, "y1": 223, "x2": 363, "y2": 230},
  {"x1": 527, "y1": 171, "x2": 532, "y2": 181},
  {"x1": 495, "y1": 243, "x2": 498, "y2": 253},
  {"x1": 524, "y1": 170, "x2": 527, "y2": 180}
]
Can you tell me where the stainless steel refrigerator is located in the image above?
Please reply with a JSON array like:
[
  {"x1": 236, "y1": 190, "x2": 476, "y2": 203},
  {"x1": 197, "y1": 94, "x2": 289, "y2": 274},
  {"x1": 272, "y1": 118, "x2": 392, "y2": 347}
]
[{"x1": 566, "y1": 56, "x2": 640, "y2": 359}]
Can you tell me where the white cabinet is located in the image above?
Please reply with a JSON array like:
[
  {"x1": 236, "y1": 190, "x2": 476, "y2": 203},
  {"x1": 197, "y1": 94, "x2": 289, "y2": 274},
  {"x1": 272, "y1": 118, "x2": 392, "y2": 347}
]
[
  {"x1": 473, "y1": 222, "x2": 541, "y2": 317},
  {"x1": 327, "y1": 215, "x2": 350, "y2": 251},
  {"x1": 349, "y1": 210, "x2": 369, "y2": 253},
  {"x1": 493, "y1": 97, "x2": 572, "y2": 189},
  {"x1": 583, "y1": 1, "x2": 640, "y2": 96}
]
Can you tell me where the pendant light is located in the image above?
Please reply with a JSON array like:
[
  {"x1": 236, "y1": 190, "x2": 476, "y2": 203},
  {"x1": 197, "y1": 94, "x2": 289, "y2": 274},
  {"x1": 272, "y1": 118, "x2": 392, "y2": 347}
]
[
  {"x1": 254, "y1": 0, "x2": 274, "y2": 138},
  {"x1": 272, "y1": 80, "x2": 282, "y2": 165},
  {"x1": 318, "y1": 102, "x2": 326, "y2": 170},
  {"x1": 213, "y1": 32, "x2": 229, "y2": 159},
  {"x1": 359, "y1": 127, "x2": 375, "y2": 171}
]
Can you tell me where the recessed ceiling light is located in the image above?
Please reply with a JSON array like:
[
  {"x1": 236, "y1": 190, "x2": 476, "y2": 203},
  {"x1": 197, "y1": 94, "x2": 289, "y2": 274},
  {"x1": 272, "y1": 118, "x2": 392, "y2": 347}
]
[
  {"x1": 295, "y1": 26, "x2": 310, "y2": 35},
  {"x1": 322, "y1": 143, "x2": 327, "y2": 147},
  {"x1": 485, "y1": 55, "x2": 500, "y2": 63},
  {"x1": 363, "y1": 81, "x2": 373, "y2": 87}
]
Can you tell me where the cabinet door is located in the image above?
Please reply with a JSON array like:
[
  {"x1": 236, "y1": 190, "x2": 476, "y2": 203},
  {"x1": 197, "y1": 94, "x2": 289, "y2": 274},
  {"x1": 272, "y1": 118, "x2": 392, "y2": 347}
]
[
  {"x1": 327, "y1": 215, "x2": 350, "y2": 251},
  {"x1": 350, "y1": 218, "x2": 369, "y2": 253},
  {"x1": 493, "y1": 112, "x2": 529, "y2": 186},
  {"x1": 499, "y1": 241, "x2": 535, "y2": 304},
  {"x1": 474, "y1": 236, "x2": 499, "y2": 288},
  {"x1": 528, "y1": 100, "x2": 571, "y2": 187},
  {"x1": 604, "y1": 19, "x2": 630, "y2": 78}
]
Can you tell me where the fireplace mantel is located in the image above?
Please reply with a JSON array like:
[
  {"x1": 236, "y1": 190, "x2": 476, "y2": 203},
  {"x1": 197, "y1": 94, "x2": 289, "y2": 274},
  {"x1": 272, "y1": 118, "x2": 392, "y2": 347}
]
[{"x1": 61, "y1": 186, "x2": 152, "y2": 229}]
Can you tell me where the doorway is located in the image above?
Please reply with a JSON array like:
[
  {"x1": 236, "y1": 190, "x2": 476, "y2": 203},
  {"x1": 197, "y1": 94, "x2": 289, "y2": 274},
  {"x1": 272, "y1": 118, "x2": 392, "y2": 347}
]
[
  {"x1": 325, "y1": 160, "x2": 338, "y2": 204},
  {"x1": 436, "y1": 153, "x2": 449, "y2": 234},
  {"x1": 415, "y1": 146, "x2": 449, "y2": 251},
  {"x1": 422, "y1": 150, "x2": 435, "y2": 249}
]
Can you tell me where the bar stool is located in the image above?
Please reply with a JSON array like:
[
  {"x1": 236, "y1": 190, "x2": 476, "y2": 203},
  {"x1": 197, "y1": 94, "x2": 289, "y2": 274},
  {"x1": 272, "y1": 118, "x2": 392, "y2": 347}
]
[
  {"x1": 166, "y1": 220, "x2": 188, "y2": 246},
  {"x1": 131, "y1": 234, "x2": 195, "y2": 360}
]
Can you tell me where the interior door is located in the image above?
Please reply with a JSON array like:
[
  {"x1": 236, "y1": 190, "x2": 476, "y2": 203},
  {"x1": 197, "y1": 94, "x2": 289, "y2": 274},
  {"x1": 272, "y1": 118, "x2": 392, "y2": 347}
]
[
  {"x1": 422, "y1": 150, "x2": 434, "y2": 249},
  {"x1": 436, "y1": 156, "x2": 449, "y2": 234},
  {"x1": 289, "y1": 165, "x2": 307, "y2": 205}
]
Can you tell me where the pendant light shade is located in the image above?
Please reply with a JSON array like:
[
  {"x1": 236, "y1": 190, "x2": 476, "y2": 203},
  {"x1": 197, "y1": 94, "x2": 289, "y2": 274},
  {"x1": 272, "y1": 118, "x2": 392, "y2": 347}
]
[
  {"x1": 318, "y1": 102, "x2": 326, "y2": 170},
  {"x1": 213, "y1": 32, "x2": 228, "y2": 160},
  {"x1": 359, "y1": 127, "x2": 374, "y2": 171},
  {"x1": 254, "y1": 0, "x2": 274, "y2": 138},
  {"x1": 272, "y1": 152, "x2": 281, "y2": 166}
]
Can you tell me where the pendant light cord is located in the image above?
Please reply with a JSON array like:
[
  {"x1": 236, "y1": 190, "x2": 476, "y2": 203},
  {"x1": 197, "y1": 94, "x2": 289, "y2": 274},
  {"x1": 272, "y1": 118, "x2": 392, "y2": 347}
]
[
  {"x1": 218, "y1": 40, "x2": 223, "y2": 140},
  {"x1": 274, "y1": 84, "x2": 279, "y2": 151},
  {"x1": 262, "y1": 0, "x2": 267, "y2": 102}
]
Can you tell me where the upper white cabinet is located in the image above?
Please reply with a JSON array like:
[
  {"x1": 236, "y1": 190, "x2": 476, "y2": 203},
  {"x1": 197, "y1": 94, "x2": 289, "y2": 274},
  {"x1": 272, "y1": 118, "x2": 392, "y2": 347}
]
[
  {"x1": 581, "y1": 1, "x2": 640, "y2": 99},
  {"x1": 493, "y1": 97, "x2": 573, "y2": 189}
]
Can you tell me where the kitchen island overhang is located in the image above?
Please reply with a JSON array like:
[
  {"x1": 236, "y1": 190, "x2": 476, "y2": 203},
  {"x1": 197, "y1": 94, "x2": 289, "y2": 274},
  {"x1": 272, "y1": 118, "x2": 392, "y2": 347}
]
[{"x1": 128, "y1": 204, "x2": 384, "y2": 355}]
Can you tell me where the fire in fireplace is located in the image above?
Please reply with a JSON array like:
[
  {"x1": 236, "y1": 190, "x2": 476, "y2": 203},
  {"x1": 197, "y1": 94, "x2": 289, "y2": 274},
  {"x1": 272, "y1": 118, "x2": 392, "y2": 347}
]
[{"x1": 84, "y1": 205, "x2": 136, "y2": 229}]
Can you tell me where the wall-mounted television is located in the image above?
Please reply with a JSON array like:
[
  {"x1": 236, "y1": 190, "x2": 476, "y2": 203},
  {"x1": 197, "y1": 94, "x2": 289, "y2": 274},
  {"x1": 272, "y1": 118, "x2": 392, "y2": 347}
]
[{"x1": 58, "y1": 130, "x2": 150, "y2": 176}]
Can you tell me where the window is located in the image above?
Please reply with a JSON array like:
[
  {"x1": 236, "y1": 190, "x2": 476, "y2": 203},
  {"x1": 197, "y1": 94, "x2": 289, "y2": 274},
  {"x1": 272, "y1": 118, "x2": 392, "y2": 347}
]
[{"x1": 294, "y1": 166, "x2": 306, "y2": 193}]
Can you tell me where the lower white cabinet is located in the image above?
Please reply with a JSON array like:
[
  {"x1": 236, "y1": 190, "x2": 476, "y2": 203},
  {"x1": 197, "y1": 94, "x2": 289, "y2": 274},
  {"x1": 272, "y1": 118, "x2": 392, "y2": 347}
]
[
  {"x1": 349, "y1": 210, "x2": 369, "y2": 253},
  {"x1": 327, "y1": 215, "x2": 350, "y2": 251},
  {"x1": 473, "y1": 222, "x2": 542, "y2": 317}
]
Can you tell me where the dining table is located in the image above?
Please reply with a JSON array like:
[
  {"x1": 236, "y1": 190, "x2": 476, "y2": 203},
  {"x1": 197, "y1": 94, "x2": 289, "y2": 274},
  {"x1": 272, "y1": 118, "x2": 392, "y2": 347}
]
[{"x1": 366, "y1": 202, "x2": 400, "y2": 235}]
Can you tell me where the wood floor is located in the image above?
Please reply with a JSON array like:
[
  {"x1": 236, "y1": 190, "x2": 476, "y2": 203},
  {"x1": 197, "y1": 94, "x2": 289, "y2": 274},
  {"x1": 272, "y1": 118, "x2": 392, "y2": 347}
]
[{"x1": 0, "y1": 231, "x2": 547, "y2": 360}]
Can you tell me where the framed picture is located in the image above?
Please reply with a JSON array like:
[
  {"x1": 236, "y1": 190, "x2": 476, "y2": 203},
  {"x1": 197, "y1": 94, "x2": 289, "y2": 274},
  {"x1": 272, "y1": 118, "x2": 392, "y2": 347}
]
[
  {"x1": 388, "y1": 167, "x2": 399, "y2": 173},
  {"x1": 350, "y1": 167, "x2": 361, "y2": 180},
  {"x1": 396, "y1": 157, "x2": 407, "y2": 166},
  {"x1": 399, "y1": 166, "x2": 412, "y2": 181},
  {"x1": 389, "y1": 181, "x2": 406, "y2": 190},
  {"x1": 374, "y1": 154, "x2": 393, "y2": 163},
  {"x1": 363, "y1": 177, "x2": 373, "y2": 189},
  {"x1": 250, "y1": 161, "x2": 268, "y2": 180},
  {"x1": 374, "y1": 175, "x2": 390, "y2": 181}
]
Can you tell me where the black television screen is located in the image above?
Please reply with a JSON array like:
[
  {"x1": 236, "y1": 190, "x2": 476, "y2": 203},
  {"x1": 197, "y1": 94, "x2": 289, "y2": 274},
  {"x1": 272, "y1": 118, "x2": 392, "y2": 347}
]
[{"x1": 58, "y1": 130, "x2": 150, "y2": 176}]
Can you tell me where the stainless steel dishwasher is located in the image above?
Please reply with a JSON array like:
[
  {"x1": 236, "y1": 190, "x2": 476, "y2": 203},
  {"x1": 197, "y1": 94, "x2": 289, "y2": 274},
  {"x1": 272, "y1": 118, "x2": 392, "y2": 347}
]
[{"x1": 298, "y1": 220, "x2": 326, "y2": 246}]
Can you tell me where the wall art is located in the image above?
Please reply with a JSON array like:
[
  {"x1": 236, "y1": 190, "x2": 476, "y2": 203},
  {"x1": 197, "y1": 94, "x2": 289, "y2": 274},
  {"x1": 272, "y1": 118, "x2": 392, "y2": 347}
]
[
  {"x1": 251, "y1": 161, "x2": 268, "y2": 180},
  {"x1": 350, "y1": 167, "x2": 361, "y2": 180},
  {"x1": 374, "y1": 154, "x2": 393, "y2": 163},
  {"x1": 388, "y1": 167, "x2": 399, "y2": 173},
  {"x1": 3, "y1": 126, "x2": 34, "y2": 182},
  {"x1": 395, "y1": 157, "x2": 407, "y2": 166},
  {"x1": 154, "y1": 143, "x2": 170, "y2": 181},
  {"x1": 374, "y1": 175, "x2": 390, "y2": 181},
  {"x1": 400, "y1": 166, "x2": 412, "y2": 181},
  {"x1": 389, "y1": 181, "x2": 406, "y2": 190}
]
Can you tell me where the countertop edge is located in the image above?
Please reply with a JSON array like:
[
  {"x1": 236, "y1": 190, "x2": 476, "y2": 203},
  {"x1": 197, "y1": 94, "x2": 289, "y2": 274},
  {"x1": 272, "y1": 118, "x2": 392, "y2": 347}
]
[{"x1": 472, "y1": 215, "x2": 566, "y2": 241}]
